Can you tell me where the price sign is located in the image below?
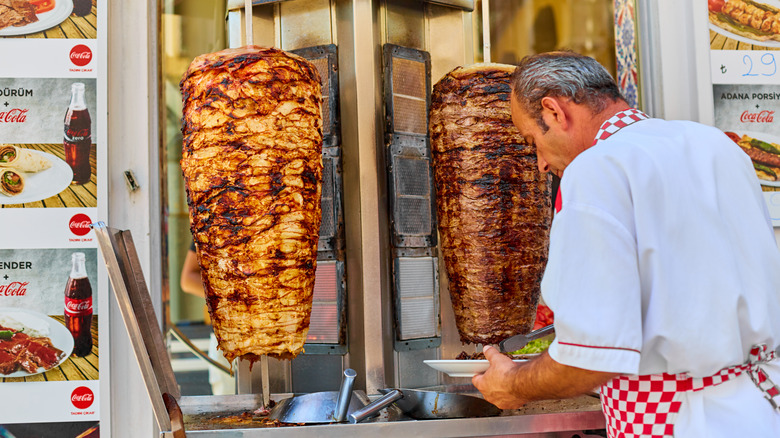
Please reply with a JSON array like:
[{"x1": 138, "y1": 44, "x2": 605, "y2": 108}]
[{"x1": 711, "y1": 50, "x2": 780, "y2": 84}]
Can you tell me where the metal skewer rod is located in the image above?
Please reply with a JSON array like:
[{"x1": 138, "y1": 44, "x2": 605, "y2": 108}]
[
  {"x1": 245, "y1": 0, "x2": 254, "y2": 46},
  {"x1": 482, "y1": 0, "x2": 491, "y2": 63},
  {"x1": 261, "y1": 355, "x2": 270, "y2": 407}
]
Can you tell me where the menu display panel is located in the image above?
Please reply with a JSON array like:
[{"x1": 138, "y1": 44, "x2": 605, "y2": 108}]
[
  {"x1": 708, "y1": 0, "x2": 780, "y2": 225},
  {"x1": 0, "y1": 0, "x2": 107, "y2": 434}
]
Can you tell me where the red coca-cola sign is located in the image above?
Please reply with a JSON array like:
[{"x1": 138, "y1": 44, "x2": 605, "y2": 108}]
[
  {"x1": 69, "y1": 214, "x2": 92, "y2": 236},
  {"x1": 71, "y1": 386, "x2": 94, "y2": 409},
  {"x1": 69, "y1": 45, "x2": 93, "y2": 67},
  {"x1": 0, "y1": 108, "x2": 27, "y2": 123},
  {"x1": 0, "y1": 281, "x2": 28, "y2": 296},
  {"x1": 740, "y1": 110, "x2": 775, "y2": 123}
]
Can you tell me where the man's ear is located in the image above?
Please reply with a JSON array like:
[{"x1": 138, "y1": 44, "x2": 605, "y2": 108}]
[{"x1": 540, "y1": 96, "x2": 569, "y2": 130}]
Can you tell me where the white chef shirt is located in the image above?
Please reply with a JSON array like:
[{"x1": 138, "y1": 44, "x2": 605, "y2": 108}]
[{"x1": 542, "y1": 117, "x2": 780, "y2": 435}]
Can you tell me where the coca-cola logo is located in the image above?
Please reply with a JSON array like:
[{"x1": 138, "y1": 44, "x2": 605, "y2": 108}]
[
  {"x1": 69, "y1": 45, "x2": 93, "y2": 67},
  {"x1": 65, "y1": 297, "x2": 92, "y2": 315},
  {"x1": 71, "y1": 386, "x2": 94, "y2": 409},
  {"x1": 0, "y1": 282, "x2": 28, "y2": 296},
  {"x1": 741, "y1": 110, "x2": 775, "y2": 123},
  {"x1": 69, "y1": 214, "x2": 92, "y2": 236},
  {"x1": 0, "y1": 108, "x2": 28, "y2": 123},
  {"x1": 66, "y1": 128, "x2": 90, "y2": 139}
]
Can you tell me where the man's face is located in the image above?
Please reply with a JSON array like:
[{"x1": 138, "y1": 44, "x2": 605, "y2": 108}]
[{"x1": 510, "y1": 93, "x2": 567, "y2": 178}]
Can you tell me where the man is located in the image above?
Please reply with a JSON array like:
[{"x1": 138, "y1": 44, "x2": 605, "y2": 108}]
[{"x1": 472, "y1": 51, "x2": 780, "y2": 437}]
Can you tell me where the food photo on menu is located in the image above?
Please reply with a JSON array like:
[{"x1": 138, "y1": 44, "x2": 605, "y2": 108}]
[
  {"x1": 709, "y1": 0, "x2": 780, "y2": 43},
  {"x1": 713, "y1": 84, "x2": 780, "y2": 188},
  {"x1": 0, "y1": 248, "x2": 99, "y2": 381},
  {"x1": 0, "y1": 78, "x2": 97, "y2": 207},
  {"x1": 0, "y1": 0, "x2": 95, "y2": 38},
  {"x1": 724, "y1": 130, "x2": 780, "y2": 181}
]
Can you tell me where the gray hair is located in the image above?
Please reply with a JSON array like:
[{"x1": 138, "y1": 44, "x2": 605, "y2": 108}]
[{"x1": 511, "y1": 51, "x2": 624, "y2": 132}]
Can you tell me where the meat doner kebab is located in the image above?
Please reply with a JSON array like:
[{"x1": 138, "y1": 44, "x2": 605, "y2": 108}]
[
  {"x1": 181, "y1": 46, "x2": 322, "y2": 363},
  {"x1": 472, "y1": 51, "x2": 780, "y2": 437}
]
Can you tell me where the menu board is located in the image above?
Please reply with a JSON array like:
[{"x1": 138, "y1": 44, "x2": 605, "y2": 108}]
[
  {"x1": 0, "y1": 1, "x2": 106, "y2": 436},
  {"x1": 708, "y1": 0, "x2": 780, "y2": 225}
]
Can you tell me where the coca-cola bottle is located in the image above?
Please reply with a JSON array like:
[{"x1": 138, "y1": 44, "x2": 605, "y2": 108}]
[
  {"x1": 73, "y1": 0, "x2": 92, "y2": 17},
  {"x1": 64, "y1": 82, "x2": 92, "y2": 185},
  {"x1": 65, "y1": 252, "x2": 93, "y2": 357}
]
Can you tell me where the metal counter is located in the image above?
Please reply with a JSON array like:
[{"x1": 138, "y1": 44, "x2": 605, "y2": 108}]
[{"x1": 179, "y1": 393, "x2": 605, "y2": 437}]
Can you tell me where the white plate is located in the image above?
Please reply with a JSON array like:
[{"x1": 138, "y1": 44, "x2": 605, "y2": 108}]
[
  {"x1": 424, "y1": 359, "x2": 527, "y2": 378},
  {"x1": 709, "y1": 19, "x2": 780, "y2": 48},
  {"x1": 0, "y1": 307, "x2": 74, "y2": 377},
  {"x1": 0, "y1": 0, "x2": 75, "y2": 37},
  {"x1": 725, "y1": 130, "x2": 780, "y2": 186},
  {"x1": 0, "y1": 150, "x2": 73, "y2": 205}
]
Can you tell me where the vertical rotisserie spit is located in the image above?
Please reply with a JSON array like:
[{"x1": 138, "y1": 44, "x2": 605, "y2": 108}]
[
  {"x1": 180, "y1": 46, "x2": 323, "y2": 362},
  {"x1": 429, "y1": 64, "x2": 552, "y2": 345}
]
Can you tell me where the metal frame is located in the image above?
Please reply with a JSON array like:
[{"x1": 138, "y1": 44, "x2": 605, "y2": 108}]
[{"x1": 92, "y1": 222, "x2": 183, "y2": 438}]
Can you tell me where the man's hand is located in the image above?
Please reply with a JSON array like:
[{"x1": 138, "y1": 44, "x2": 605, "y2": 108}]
[
  {"x1": 473, "y1": 344, "x2": 620, "y2": 410},
  {"x1": 472, "y1": 345, "x2": 528, "y2": 409}
]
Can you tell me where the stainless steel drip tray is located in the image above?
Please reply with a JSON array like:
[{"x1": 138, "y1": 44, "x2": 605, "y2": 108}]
[
  {"x1": 179, "y1": 391, "x2": 379, "y2": 431},
  {"x1": 180, "y1": 388, "x2": 603, "y2": 437}
]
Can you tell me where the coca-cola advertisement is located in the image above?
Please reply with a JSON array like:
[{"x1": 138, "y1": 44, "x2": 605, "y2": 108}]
[
  {"x1": 0, "y1": 78, "x2": 96, "y2": 208},
  {"x1": 0, "y1": 0, "x2": 97, "y2": 39},
  {"x1": 713, "y1": 84, "x2": 780, "y2": 191},
  {"x1": 0, "y1": 421, "x2": 99, "y2": 438},
  {"x1": 0, "y1": 248, "x2": 98, "y2": 383}
]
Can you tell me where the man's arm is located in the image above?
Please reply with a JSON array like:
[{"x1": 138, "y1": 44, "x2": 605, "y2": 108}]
[
  {"x1": 472, "y1": 345, "x2": 619, "y2": 409},
  {"x1": 180, "y1": 249, "x2": 206, "y2": 298}
]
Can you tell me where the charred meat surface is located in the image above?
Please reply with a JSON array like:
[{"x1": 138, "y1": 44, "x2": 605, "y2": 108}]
[
  {"x1": 0, "y1": 0, "x2": 38, "y2": 31},
  {"x1": 429, "y1": 63, "x2": 552, "y2": 345},
  {"x1": 180, "y1": 46, "x2": 323, "y2": 363}
]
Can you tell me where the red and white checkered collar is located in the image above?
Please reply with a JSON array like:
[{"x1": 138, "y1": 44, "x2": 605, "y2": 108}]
[{"x1": 592, "y1": 108, "x2": 649, "y2": 146}]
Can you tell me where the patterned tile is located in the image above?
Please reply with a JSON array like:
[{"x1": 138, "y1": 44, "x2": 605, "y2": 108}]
[{"x1": 614, "y1": 0, "x2": 640, "y2": 109}]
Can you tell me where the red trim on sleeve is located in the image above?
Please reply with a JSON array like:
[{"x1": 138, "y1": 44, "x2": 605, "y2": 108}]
[{"x1": 557, "y1": 341, "x2": 640, "y2": 354}]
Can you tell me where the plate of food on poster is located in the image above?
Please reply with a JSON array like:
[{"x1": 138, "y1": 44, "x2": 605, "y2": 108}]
[
  {"x1": 0, "y1": 0, "x2": 74, "y2": 36},
  {"x1": 0, "y1": 307, "x2": 74, "y2": 378},
  {"x1": 724, "y1": 130, "x2": 780, "y2": 186},
  {"x1": 0, "y1": 145, "x2": 73, "y2": 205},
  {"x1": 708, "y1": 0, "x2": 780, "y2": 48}
]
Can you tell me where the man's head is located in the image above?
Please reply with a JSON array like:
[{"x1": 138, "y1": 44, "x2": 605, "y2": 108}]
[{"x1": 510, "y1": 51, "x2": 624, "y2": 133}]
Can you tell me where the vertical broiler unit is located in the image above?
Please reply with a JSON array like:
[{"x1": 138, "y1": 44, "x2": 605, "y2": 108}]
[{"x1": 111, "y1": 0, "x2": 606, "y2": 435}]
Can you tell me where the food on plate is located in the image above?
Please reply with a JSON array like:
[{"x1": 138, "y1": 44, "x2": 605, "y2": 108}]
[
  {"x1": 0, "y1": 144, "x2": 51, "y2": 172},
  {"x1": 709, "y1": 0, "x2": 780, "y2": 42},
  {"x1": 724, "y1": 131, "x2": 780, "y2": 181},
  {"x1": 0, "y1": 168, "x2": 24, "y2": 196},
  {"x1": 508, "y1": 338, "x2": 552, "y2": 355},
  {"x1": 429, "y1": 63, "x2": 552, "y2": 345},
  {"x1": 0, "y1": 314, "x2": 64, "y2": 375},
  {"x1": 181, "y1": 46, "x2": 323, "y2": 363},
  {"x1": 29, "y1": 0, "x2": 54, "y2": 14},
  {"x1": 0, "y1": 0, "x2": 39, "y2": 31}
]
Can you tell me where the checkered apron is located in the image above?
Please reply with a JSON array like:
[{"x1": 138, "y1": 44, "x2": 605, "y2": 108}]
[
  {"x1": 601, "y1": 344, "x2": 780, "y2": 438},
  {"x1": 555, "y1": 109, "x2": 650, "y2": 214}
]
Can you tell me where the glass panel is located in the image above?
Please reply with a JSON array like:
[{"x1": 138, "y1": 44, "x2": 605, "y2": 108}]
[{"x1": 475, "y1": 0, "x2": 616, "y2": 78}]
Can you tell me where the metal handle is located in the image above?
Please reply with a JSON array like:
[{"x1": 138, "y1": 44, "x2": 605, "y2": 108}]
[
  {"x1": 527, "y1": 324, "x2": 555, "y2": 341},
  {"x1": 333, "y1": 368, "x2": 357, "y2": 422},
  {"x1": 348, "y1": 389, "x2": 403, "y2": 424}
]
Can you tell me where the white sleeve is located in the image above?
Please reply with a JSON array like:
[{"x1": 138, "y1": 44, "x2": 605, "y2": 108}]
[{"x1": 542, "y1": 201, "x2": 642, "y2": 375}]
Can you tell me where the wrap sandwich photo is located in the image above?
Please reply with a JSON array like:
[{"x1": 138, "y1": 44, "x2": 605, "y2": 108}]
[
  {"x1": 0, "y1": 144, "x2": 51, "y2": 173},
  {"x1": 0, "y1": 168, "x2": 25, "y2": 197}
]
